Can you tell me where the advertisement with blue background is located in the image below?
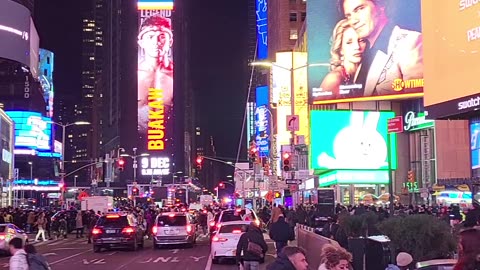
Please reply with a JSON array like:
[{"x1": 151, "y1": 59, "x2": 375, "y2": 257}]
[
  {"x1": 310, "y1": 110, "x2": 397, "y2": 170},
  {"x1": 307, "y1": 0, "x2": 423, "y2": 104},
  {"x1": 255, "y1": 0, "x2": 268, "y2": 59},
  {"x1": 255, "y1": 86, "x2": 270, "y2": 157},
  {"x1": 471, "y1": 122, "x2": 480, "y2": 169},
  {"x1": 6, "y1": 111, "x2": 53, "y2": 153}
]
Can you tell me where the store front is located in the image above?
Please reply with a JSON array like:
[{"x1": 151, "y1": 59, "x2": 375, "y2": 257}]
[{"x1": 318, "y1": 170, "x2": 390, "y2": 205}]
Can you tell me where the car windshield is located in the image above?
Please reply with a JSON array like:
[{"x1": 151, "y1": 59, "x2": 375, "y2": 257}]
[
  {"x1": 97, "y1": 216, "x2": 128, "y2": 227},
  {"x1": 157, "y1": 215, "x2": 187, "y2": 226},
  {"x1": 220, "y1": 211, "x2": 243, "y2": 222},
  {"x1": 219, "y1": 224, "x2": 248, "y2": 234}
]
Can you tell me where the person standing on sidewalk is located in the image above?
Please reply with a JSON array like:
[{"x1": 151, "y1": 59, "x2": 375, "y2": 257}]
[
  {"x1": 269, "y1": 215, "x2": 295, "y2": 256},
  {"x1": 34, "y1": 212, "x2": 47, "y2": 242},
  {"x1": 236, "y1": 222, "x2": 268, "y2": 270}
]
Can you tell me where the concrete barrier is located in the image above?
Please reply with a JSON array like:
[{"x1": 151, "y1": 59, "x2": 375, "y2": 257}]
[{"x1": 296, "y1": 224, "x2": 339, "y2": 270}]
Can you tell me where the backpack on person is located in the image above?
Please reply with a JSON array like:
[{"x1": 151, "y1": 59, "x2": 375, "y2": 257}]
[
  {"x1": 26, "y1": 253, "x2": 51, "y2": 270},
  {"x1": 247, "y1": 238, "x2": 264, "y2": 258}
]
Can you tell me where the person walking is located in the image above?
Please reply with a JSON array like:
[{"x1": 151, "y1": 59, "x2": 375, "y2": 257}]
[
  {"x1": 34, "y1": 212, "x2": 47, "y2": 242},
  {"x1": 8, "y1": 238, "x2": 28, "y2": 270},
  {"x1": 269, "y1": 215, "x2": 294, "y2": 256},
  {"x1": 25, "y1": 244, "x2": 51, "y2": 270},
  {"x1": 75, "y1": 211, "x2": 84, "y2": 238},
  {"x1": 236, "y1": 222, "x2": 268, "y2": 270}
]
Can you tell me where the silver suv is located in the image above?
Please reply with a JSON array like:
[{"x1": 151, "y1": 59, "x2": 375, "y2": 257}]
[{"x1": 152, "y1": 212, "x2": 197, "y2": 248}]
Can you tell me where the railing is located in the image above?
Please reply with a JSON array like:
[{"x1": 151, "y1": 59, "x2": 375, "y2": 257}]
[{"x1": 296, "y1": 224, "x2": 339, "y2": 270}]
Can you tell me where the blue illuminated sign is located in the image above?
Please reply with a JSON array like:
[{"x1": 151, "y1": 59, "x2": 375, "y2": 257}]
[
  {"x1": 255, "y1": 0, "x2": 268, "y2": 59},
  {"x1": 6, "y1": 111, "x2": 53, "y2": 152},
  {"x1": 255, "y1": 86, "x2": 270, "y2": 156},
  {"x1": 14, "y1": 179, "x2": 58, "y2": 186}
]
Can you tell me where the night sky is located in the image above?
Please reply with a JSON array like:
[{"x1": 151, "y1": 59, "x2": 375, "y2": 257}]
[{"x1": 34, "y1": 0, "x2": 249, "y2": 162}]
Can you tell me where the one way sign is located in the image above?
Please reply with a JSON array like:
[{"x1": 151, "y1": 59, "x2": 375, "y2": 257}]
[{"x1": 286, "y1": 115, "x2": 299, "y2": 132}]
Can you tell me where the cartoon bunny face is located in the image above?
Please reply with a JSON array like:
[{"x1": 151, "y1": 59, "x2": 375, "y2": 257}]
[{"x1": 317, "y1": 111, "x2": 388, "y2": 169}]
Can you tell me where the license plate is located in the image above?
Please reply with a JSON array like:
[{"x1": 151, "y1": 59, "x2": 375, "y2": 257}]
[
  {"x1": 164, "y1": 229, "x2": 179, "y2": 235},
  {"x1": 106, "y1": 230, "x2": 116, "y2": 234}
]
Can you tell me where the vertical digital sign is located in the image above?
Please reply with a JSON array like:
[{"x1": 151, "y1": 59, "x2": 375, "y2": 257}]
[
  {"x1": 255, "y1": 86, "x2": 269, "y2": 157},
  {"x1": 255, "y1": 0, "x2": 268, "y2": 59},
  {"x1": 137, "y1": 0, "x2": 174, "y2": 179}
]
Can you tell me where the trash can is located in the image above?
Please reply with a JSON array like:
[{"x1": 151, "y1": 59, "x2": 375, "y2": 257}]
[{"x1": 365, "y1": 235, "x2": 393, "y2": 270}]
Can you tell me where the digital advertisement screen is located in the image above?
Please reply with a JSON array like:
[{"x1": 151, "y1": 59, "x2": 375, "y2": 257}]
[
  {"x1": 6, "y1": 111, "x2": 53, "y2": 153},
  {"x1": 307, "y1": 0, "x2": 423, "y2": 104},
  {"x1": 255, "y1": 86, "x2": 270, "y2": 157},
  {"x1": 39, "y1": 49, "x2": 54, "y2": 118},
  {"x1": 310, "y1": 110, "x2": 397, "y2": 170},
  {"x1": 255, "y1": 0, "x2": 268, "y2": 60},
  {"x1": 0, "y1": 1, "x2": 31, "y2": 68},
  {"x1": 422, "y1": 0, "x2": 480, "y2": 118},
  {"x1": 471, "y1": 122, "x2": 480, "y2": 170},
  {"x1": 137, "y1": 1, "x2": 174, "y2": 178}
]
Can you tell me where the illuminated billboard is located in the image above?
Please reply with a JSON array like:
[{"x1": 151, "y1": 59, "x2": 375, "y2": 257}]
[
  {"x1": 255, "y1": 86, "x2": 270, "y2": 157},
  {"x1": 471, "y1": 122, "x2": 480, "y2": 170},
  {"x1": 307, "y1": 1, "x2": 423, "y2": 105},
  {"x1": 6, "y1": 111, "x2": 53, "y2": 153},
  {"x1": 310, "y1": 110, "x2": 397, "y2": 170},
  {"x1": 39, "y1": 49, "x2": 54, "y2": 117},
  {"x1": 255, "y1": 0, "x2": 268, "y2": 59},
  {"x1": 422, "y1": 0, "x2": 480, "y2": 118},
  {"x1": 137, "y1": 1, "x2": 174, "y2": 178}
]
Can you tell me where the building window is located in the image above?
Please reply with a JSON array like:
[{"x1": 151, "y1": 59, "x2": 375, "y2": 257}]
[
  {"x1": 47, "y1": 57, "x2": 50, "y2": 64},
  {"x1": 290, "y1": 29, "x2": 298, "y2": 40},
  {"x1": 44, "y1": 69, "x2": 47, "y2": 76},
  {"x1": 289, "y1": 12, "x2": 298, "y2": 22},
  {"x1": 301, "y1": 12, "x2": 306, "y2": 21}
]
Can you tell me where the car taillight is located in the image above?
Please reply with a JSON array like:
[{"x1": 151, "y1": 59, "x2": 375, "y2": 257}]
[
  {"x1": 232, "y1": 230, "x2": 242, "y2": 234},
  {"x1": 216, "y1": 223, "x2": 221, "y2": 228},
  {"x1": 92, "y1": 228, "x2": 102, "y2": 235},
  {"x1": 122, "y1": 227, "x2": 134, "y2": 234},
  {"x1": 254, "y1": 219, "x2": 260, "y2": 226},
  {"x1": 0, "y1": 234, "x2": 5, "y2": 240},
  {"x1": 186, "y1": 225, "x2": 192, "y2": 233},
  {"x1": 152, "y1": 226, "x2": 158, "y2": 234},
  {"x1": 209, "y1": 221, "x2": 215, "y2": 227},
  {"x1": 212, "y1": 236, "x2": 228, "y2": 242}
]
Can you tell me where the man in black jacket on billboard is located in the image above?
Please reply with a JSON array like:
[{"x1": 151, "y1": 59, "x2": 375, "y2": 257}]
[{"x1": 236, "y1": 222, "x2": 268, "y2": 270}]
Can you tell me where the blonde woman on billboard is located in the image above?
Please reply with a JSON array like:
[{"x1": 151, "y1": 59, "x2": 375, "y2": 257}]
[{"x1": 319, "y1": 19, "x2": 367, "y2": 97}]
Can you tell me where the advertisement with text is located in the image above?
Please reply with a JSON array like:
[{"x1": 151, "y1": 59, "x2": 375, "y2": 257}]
[
  {"x1": 137, "y1": 1, "x2": 174, "y2": 179},
  {"x1": 307, "y1": 0, "x2": 423, "y2": 104},
  {"x1": 310, "y1": 110, "x2": 397, "y2": 170},
  {"x1": 422, "y1": 0, "x2": 480, "y2": 118}
]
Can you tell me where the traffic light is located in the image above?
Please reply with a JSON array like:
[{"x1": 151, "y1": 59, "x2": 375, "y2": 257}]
[
  {"x1": 274, "y1": 191, "x2": 282, "y2": 198},
  {"x1": 282, "y1": 152, "x2": 292, "y2": 171},
  {"x1": 249, "y1": 141, "x2": 258, "y2": 163},
  {"x1": 196, "y1": 156, "x2": 203, "y2": 170},
  {"x1": 407, "y1": 170, "x2": 415, "y2": 183},
  {"x1": 117, "y1": 158, "x2": 125, "y2": 172},
  {"x1": 132, "y1": 186, "x2": 139, "y2": 196},
  {"x1": 218, "y1": 182, "x2": 225, "y2": 189}
]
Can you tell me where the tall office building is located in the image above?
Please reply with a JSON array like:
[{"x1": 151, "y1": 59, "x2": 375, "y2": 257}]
[
  {"x1": 268, "y1": 0, "x2": 306, "y2": 55},
  {"x1": 11, "y1": 0, "x2": 34, "y2": 16}
]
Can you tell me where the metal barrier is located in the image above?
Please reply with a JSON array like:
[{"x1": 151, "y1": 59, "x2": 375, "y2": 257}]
[{"x1": 296, "y1": 224, "x2": 339, "y2": 270}]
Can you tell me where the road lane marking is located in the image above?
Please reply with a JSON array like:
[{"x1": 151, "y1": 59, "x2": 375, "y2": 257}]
[
  {"x1": 49, "y1": 249, "x2": 91, "y2": 265},
  {"x1": 106, "y1": 252, "x2": 117, "y2": 256},
  {"x1": 52, "y1": 247, "x2": 87, "y2": 250},
  {"x1": 204, "y1": 253, "x2": 212, "y2": 270},
  {"x1": 170, "y1": 249, "x2": 179, "y2": 254},
  {"x1": 191, "y1": 256, "x2": 205, "y2": 262},
  {"x1": 43, "y1": 253, "x2": 58, "y2": 256}
]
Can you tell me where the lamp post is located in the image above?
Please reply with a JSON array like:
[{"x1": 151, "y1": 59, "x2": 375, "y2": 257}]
[
  {"x1": 50, "y1": 121, "x2": 90, "y2": 208},
  {"x1": 74, "y1": 175, "x2": 78, "y2": 188},
  {"x1": 28, "y1": 162, "x2": 32, "y2": 199},
  {"x1": 120, "y1": 149, "x2": 149, "y2": 207}
]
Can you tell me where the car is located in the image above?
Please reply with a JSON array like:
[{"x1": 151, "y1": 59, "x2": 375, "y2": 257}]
[
  {"x1": 91, "y1": 212, "x2": 144, "y2": 253},
  {"x1": 415, "y1": 259, "x2": 457, "y2": 270},
  {"x1": 152, "y1": 212, "x2": 197, "y2": 248},
  {"x1": 210, "y1": 209, "x2": 261, "y2": 236},
  {"x1": 210, "y1": 221, "x2": 251, "y2": 264},
  {"x1": 51, "y1": 210, "x2": 78, "y2": 233},
  {"x1": 0, "y1": 224, "x2": 27, "y2": 254}
]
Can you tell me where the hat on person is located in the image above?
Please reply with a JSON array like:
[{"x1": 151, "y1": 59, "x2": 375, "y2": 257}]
[{"x1": 396, "y1": 252, "x2": 413, "y2": 267}]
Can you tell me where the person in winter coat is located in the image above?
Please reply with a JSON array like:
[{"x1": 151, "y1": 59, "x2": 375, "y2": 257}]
[
  {"x1": 236, "y1": 222, "x2": 268, "y2": 270},
  {"x1": 75, "y1": 211, "x2": 84, "y2": 238},
  {"x1": 25, "y1": 244, "x2": 52, "y2": 270},
  {"x1": 317, "y1": 244, "x2": 352, "y2": 270},
  {"x1": 269, "y1": 215, "x2": 294, "y2": 256},
  {"x1": 454, "y1": 228, "x2": 480, "y2": 270},
  {"x1": 266, "y1": 246, "x2": 308, "y2": 270}
]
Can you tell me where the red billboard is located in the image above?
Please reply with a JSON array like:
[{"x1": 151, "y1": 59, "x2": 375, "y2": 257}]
[{"x1": 137, "y1": 3, "x2": 174, "y2": 179}]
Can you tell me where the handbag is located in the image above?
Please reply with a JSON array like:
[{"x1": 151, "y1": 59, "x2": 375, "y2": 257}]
[{"x1": 247, "y1": 238, "x2": 264, "y2": 257}]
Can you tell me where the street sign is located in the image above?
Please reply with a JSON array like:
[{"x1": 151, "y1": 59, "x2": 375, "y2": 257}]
[
  {"x1": 387, "y1": 116, "x2": 403, "y2": 133},
  {"x1": 286, "y1": 179, "x2": 302, "y2": 185},
  {"x1": 286, "y1": 115, "x2": 299, "y2": 132}
]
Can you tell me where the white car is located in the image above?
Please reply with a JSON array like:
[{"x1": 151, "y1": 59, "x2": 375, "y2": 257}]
[
  {"x1": 0, "y1": 224, "x2": 28, "y2": 253},
  {"x1": 210, "y1": 220, "x2": 250, "y2": 264}
]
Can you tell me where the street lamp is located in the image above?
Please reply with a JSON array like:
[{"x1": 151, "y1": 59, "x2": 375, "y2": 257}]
[
  {"x1": 74, "y1": 175, "x2": 78, "y2": 188},
  {"x1": 120, "y1": 149, "x2": 150, "y2": 183},
  {"x1": 50, "y1": 121, "x2": 90, "y2": 208},
  {"x1": 28, "y1": 162, "x2": 32, "y2": 200}
]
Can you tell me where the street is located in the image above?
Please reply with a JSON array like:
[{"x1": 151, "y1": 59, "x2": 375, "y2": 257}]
[{"x1": 0, "y1": 234, "x2": 278, "y2": 270}]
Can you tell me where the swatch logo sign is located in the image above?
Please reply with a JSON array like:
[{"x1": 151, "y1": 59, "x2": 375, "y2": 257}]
[{"x1": 458, "y1": 96, "x2": 480, "y2": 111}]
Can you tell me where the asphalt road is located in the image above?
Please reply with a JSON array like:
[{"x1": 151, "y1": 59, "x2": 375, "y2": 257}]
[{"x1": 0, "y1": 234, "x2": 278, "y2": 270}]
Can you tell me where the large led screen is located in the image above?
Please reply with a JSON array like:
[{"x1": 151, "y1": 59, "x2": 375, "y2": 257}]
[
  {"x1": 307, "y1": 1, "x2": 423, "y2": 105},
  {"x1": 6, "y1": 111, "x2": 53, "y2": 152},
  {"x1": 255, "y1": 0, "x2": 268, "y2": 59},
  {"x1": 471, "y1": 122, "x2": 480, "y2": 170},
  {"x1": 137, "y1": 1, "x2": 174, "y2": 178},
  {"x1": 310, "y1": 110, "x2": 397, "y2": 170},
  {"x1": 422, "y1": 0, "x2": 480, "y2": 118},
  {"x1": 255, "y1": 86, "x2": 270, "y2": 157},
  {"x1": 0, "y1": 1, "x2": 31, "y2": 68}
]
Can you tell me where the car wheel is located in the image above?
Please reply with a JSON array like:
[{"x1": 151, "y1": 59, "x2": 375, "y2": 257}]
[{"x1": 93, "y1": 245, "x2": 102, "y2": 253}]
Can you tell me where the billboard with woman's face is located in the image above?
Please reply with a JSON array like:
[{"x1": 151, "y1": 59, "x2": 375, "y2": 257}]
[{"x1": 307, "y1": 0, "x2": 424, "y2": 105}]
